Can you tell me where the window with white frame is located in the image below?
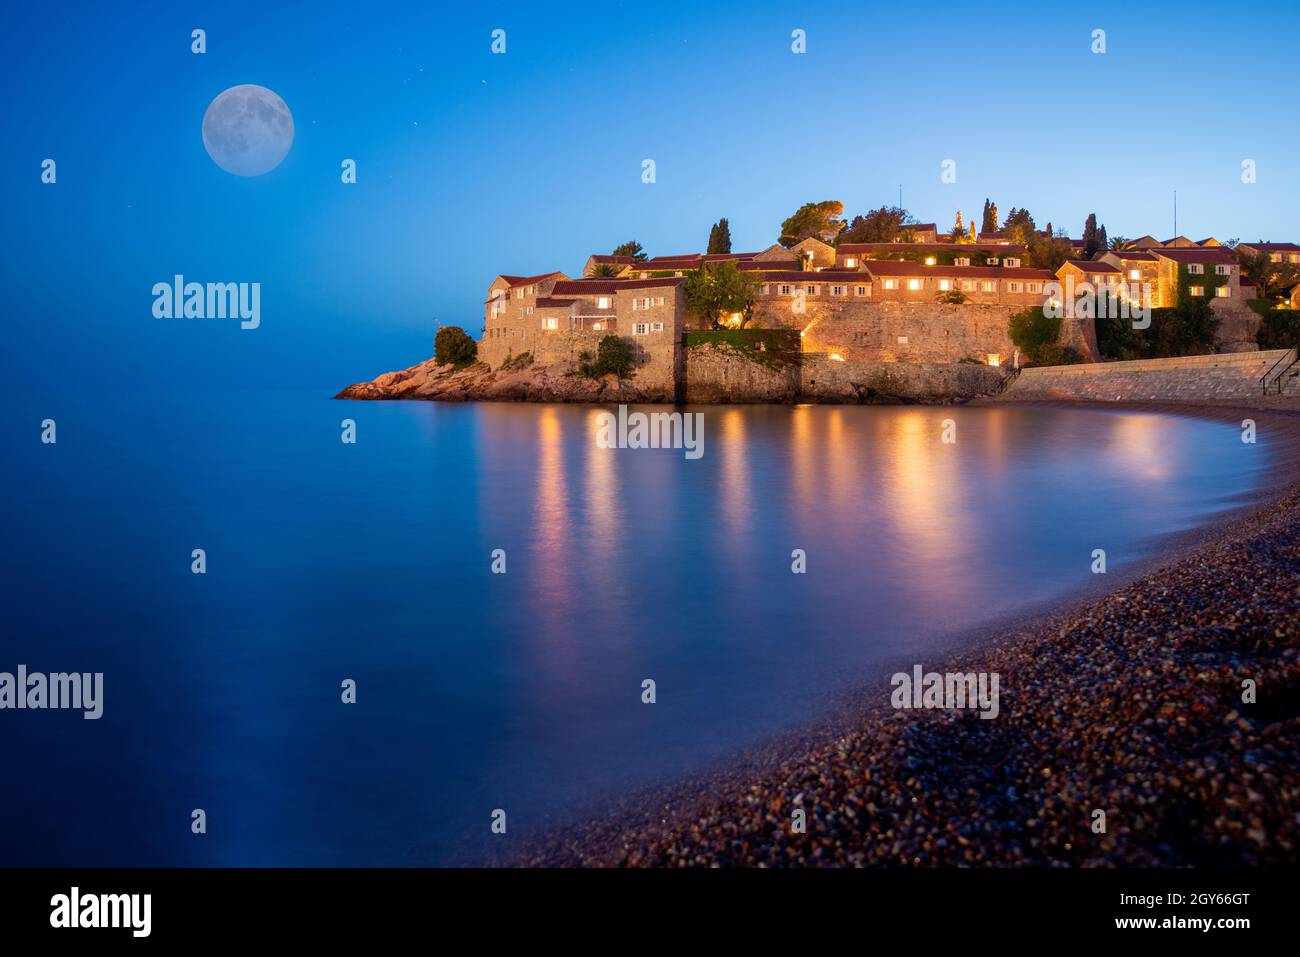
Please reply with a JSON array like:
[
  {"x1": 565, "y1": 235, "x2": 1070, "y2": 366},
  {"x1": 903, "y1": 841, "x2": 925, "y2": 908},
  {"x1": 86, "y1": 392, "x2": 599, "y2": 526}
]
[
  {"x1": 831, "y1": 285, "x2": 844, "y2": 296},
  {"x1": 525, "y1": 306, "x2": 533, "y2": 315},
  {"x1": 1027, "y1": 282, "x2": 1042, "y2": 293},
  {"x1": 907, "y1": 278, "x2": 922, "y2": 290},
  {"x1": 955, "y1": 257, "x2": 970, "y2": 267},
  {"x1": 938, "y1": 279, "x2": 952, "y2": 291},
  {"x1": 845, "y1": 257, "x2": 857, "y2": 268},
  {"x1": 1004, "y1": 258, "x2": 1021, "y2": 268},
  {"x1": 806, "y1": 285, "x2": 817, "y2": 294},
  {"x1": 544, "y1": 317, "x2": 557, "y2": 330},
  {"x1": 1215, "y1": 286, "x2": 1230, "y2": 298},
  {"x1": 855, "y1": 285, "x2": 868, "y2": 296},
  {"x1": 652, "y1": 322, "x2": 664, "y2": 331},
  {"x1": 597, "y1": 296, "x2": 611, "y2": 309},
  {"x1": 1215, "y1": 264, "x2": 1231, "y2": 275},
  {"x1": 960, "y1": 280, "x2": 976, "y2": 291},
  {"x1": 882, "y1": 279, "x2": 899, "y2": 290},
  {"x1": 515, "y1": 288, "x2": 524, "y2": 299},
  {"x1": 1188, "y1": 285, "x2": 1204, "y2": 296},
  {"x1": 656, "y1": 297, "x2": 665, "y2": 306},
  {"x1": 780, "y1": 284, "x2": 792, "y2": 294},
  {"x1": 1187, "y1": 263, "x2": 1204, "y2": 274},
  {"x1": 980, "y1": 281, "x2": 995, "y2": 292},
  {"x1": 633, "y1": 322, "x2": 649, "y2": 335},
  {"x1": 631, "y1": 298, "x2": 640, "y2": 310},
  {"x1": 1128, "y1": 269, "x2": 1141, "y2": 280},
  {"x1": 1007, "y1": 281, "x2": 1023, "y2": 293}
]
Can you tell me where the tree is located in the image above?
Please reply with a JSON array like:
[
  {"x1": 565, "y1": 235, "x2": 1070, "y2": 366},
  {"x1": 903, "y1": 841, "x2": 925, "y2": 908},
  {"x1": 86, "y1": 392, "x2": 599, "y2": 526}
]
[
  {"x1": 1097, "y1": 225, "x2": 1108, "y2": 256},
  {"x1": 1082, "y1": 214, "x2": 1102, "y2": 258},
  {"x1": 580, "y1": 334, "x2": 635, "y2": 378},
  {"x1": 682, "y1": 260, "x2": 763, "y2": 327},
  {"x1": 839, "y1": 206, "x2": 914, "y2": 244},
  {"x1": 1239, "y1": 248, "x2": 1300, "y2": 301},
  {"x1": 590, "y1": 263, "x2": 620, "y2": 277},
  {"x1": 778, "y1": 200, "x2": 844, "y2": 247},
  {"x1": 981, "y1": 199, "x2": 996, "y2": 234},
  {"x1": 435, "y1": 326, "x2": 478, "y2": 367},
  {"x1": 1026, "y1": 231, "x2": 1073, "y2": 271},
  {"x1": 611, "y1": 240, "x2": 647, "y2": 262},
  {"x1": 1108, "y1": 235, "x2": 1132, "y2": 252},
  {"x1": 707, "y1": 218, "x2": 732, "y2": 254},
  {"x1": 999, "y1": 208, "x2": 1037, "y2": 247},
  {"x1": 1008, "y1": 307, "x2": 1064, "y2": 365}
]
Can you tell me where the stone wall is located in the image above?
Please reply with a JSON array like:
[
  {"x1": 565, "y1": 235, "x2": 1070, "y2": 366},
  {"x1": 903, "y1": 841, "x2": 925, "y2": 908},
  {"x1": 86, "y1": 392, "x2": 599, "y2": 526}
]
[
  {"x1": 681, "y1": 343, "x2": 1009, "y2": 404},
  {"x1": 800, "y1": 356, "x2": 1009, "y2": 403},
  {"x1": 1001, "y1": 349, "x2": 1295, "y2": 403},
  {"x1": 749, "y1": 299, "x2": 1098, "y2": 365}
]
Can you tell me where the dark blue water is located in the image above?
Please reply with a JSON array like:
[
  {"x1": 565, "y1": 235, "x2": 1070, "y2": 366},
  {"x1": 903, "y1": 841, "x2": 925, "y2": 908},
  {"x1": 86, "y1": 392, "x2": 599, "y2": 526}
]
[{"x1": 0, "y1": 393, "x2": 1269, "y2": 865}]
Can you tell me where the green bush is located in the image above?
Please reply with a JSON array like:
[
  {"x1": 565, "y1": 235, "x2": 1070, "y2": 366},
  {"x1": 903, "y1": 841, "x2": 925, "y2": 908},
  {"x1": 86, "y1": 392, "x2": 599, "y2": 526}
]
[
  {"x1": 1255, "y1": 307, "x2": 1300, "y2": 350},
  {"x1": 1008, "y1": 307, "x2": 1063, "y2": 365},
  {"x1": 435, "y1": 326, "x2": 478, "y2": 367},
  {"x1": 579, "y1": 335, "x2": 635, "y2": 378},
  {"x1": 684, "y1": 328, "x2": 800, "y2": 368},
  {"x1": 500, "y1": 351, "x2": 533, "y2": 371}
]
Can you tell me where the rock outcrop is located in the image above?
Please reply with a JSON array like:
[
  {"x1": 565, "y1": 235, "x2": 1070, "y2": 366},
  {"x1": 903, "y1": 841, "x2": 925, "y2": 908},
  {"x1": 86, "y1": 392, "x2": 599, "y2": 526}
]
[{"x1": 336, "y1": 358, "x2": 651, "y2": 403}]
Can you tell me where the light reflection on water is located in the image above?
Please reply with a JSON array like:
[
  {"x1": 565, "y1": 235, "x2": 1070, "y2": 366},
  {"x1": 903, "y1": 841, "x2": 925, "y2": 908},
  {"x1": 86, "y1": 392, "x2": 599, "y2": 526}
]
[{"x1": 0, "y1": 397, "x2": 1267, "y2": 865}]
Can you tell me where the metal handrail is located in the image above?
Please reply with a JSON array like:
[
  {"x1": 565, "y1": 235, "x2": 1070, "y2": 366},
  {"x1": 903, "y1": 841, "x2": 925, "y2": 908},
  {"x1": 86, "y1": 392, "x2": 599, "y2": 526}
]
[{"x1": 1261, "y1": 348, "x2": 1299, "y2": 394}]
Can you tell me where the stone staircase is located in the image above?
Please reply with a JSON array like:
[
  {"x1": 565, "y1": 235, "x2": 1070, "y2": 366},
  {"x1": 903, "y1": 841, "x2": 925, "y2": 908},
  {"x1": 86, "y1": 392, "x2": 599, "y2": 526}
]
[{"x1": 1002, "y1": 349, "x2": 1298, "y2": 404}]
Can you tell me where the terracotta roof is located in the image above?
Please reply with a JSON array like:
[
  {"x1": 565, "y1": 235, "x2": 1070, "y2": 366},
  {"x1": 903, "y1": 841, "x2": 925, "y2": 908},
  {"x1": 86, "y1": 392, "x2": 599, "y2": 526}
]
[
  {"x1": 1110, "y1": 251, "x2": 1158, "y2": 262},
  {"x1": 1240, "y1": 242, "x2": 1300, "y2": 252},
  {"x1": 837, "y1": 242, "x2": 1029, "y2": 257},
  {"x1": 549, "y1": 277, "x2": 685, "y2": 295},
  {"x1": 1063, "y1": 260, "x2": 1122, "y2": 273},
  {"x1": 899, "y1": 223, "x2": 937, "y2": 232},
  {"x1": 498, "y1": 271, "x2": 565, "y2": 287},
  {"x1": 587, "y1": 255, "x2": 635, "y2": 264},
  {"x1": 1152, "y1": 248, "x2": 1237, "y2": 265},
  {"x1": 862, "y1": 261, "x2": 1053, "y2": 280},
  {"x1": 756, "y1": 271, "x2": 871, "y2": 283},
  {"x1": 534, "y1": 297, "x2": 578, "y2": 308}
]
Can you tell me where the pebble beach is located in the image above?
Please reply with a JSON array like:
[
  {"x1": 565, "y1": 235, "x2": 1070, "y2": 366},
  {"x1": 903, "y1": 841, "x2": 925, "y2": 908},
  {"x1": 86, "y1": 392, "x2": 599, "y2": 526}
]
[{"x1": 520, "y1": 402, "x2": 1300, "y2": 867}]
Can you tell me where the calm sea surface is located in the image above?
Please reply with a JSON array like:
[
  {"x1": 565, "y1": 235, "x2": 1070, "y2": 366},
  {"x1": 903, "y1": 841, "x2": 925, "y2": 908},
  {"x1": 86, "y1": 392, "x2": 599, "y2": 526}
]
[{"x1": 0, "y1": 393, "x2": 1270, "y2": 864}]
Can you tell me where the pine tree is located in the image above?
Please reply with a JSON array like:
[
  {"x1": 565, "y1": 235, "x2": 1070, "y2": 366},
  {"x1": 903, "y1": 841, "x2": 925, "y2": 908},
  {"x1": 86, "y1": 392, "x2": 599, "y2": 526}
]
[
  {"x1": 708, "y1": 218, "x2": 732, "y2": 254},
  {"x1": 1083, "y1": 213, "x2": 1100, "y2": 258}
]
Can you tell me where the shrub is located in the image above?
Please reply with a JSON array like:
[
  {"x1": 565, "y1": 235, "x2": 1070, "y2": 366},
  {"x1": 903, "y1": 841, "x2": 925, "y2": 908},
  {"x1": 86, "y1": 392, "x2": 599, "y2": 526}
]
[
  {"x1": 1008, "y1": 307, "x2": 1063, "y2": 365},
  {"x1": 580, "y1": 335, "x2": 635, "y2": 378},
  {"x1": 1254, "y1": 307, "x2": 1300, "y2": 351},
  {"x1": 500, "y1": 351, "x2": 533, "y2": 371},
  {"x1": 435, "y1": 326, "x2": 478, "y2": 367},
  {"x1": 936, "y1": 290, "x2": 969, "y2": 304}
]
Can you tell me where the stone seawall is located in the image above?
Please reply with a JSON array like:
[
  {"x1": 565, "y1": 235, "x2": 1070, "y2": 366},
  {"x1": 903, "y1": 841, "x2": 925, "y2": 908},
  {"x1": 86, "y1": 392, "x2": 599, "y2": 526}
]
[
  {"x1": 1001, "y1": 349, "x2": 1296, "y2": 404},
  {"x1": 681, "y1": 340, "x2": 1009, "y2": 404},
  {"x1": 748, "y1": 299, "x2": 1099, "y2": 365}
]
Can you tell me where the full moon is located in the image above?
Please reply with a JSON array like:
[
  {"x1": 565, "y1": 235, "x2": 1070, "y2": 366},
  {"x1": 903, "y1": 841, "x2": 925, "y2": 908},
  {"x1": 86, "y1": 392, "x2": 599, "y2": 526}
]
[{"x1": 202, "y1": 85, "x2": 294, "y2": 177}]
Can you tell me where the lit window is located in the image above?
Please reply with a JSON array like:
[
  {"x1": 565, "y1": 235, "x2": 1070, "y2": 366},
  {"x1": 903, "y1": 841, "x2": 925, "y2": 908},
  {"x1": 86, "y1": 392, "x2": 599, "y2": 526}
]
[
  {"x1": 1189, "y1": 285, "x2": 1204, "y2": 296},
  {"x1": 1215, "y1": 286, "x2": 1230, "y2": 298},
  {"x1": 907, "y1": 279, "x2": 922, "y2": 290},
  {"x1": 597, "y1": 296, "x2": 611, "y2": 309},
  {"x1": 938, "y1": 279, "x2": 952, "y2": 291},
  {"x1": 924, "y1": 256, "x2": 936, "y2": 266},
  {"x1": 980, "y1": 281, "x2": 995, "y2": 292},
  {"x1": 544, "y1": 318, "x2": 557, "y2": 330},
  {"x1": 883, "y1": 279, "x2": 899, "y2": 290},
  {"x1": 987, "y1": 354, "x2": 1001, "y2": 367},
  {"x1": 1129, "y1": 269, "x2": 1140, "y2": 280},
  {"x1": 955, "y1": 258, "x2": 970, "y2": 266},
  {"x1": 960, "y1": 280, "x2": 976, "y2": 291},
  {"x1": 845, "y1": 257, "x2": 857, "y2": 267},
  {"x1": 592, "y1": 322, "x2": 602, "y2": 330},
  {"x1": 1187, "y1": 263, "x2": 1204, "y2": 274}
]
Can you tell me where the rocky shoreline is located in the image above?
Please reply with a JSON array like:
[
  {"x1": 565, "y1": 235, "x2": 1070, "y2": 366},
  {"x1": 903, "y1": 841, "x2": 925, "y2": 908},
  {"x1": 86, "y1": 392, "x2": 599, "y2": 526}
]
[
  {"x1": 336, "y1": 352, "x2": 1009, "y2": 405},
  {"x1": 506, "y1": 403, "x2": 1300, "y2": 867}
]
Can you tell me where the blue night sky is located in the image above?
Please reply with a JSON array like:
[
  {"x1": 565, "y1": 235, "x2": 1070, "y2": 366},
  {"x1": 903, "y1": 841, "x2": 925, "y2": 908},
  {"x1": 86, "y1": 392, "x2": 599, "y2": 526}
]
[{"x1": 4, "y1": 0, "x2": 1299, "y2": 395}]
